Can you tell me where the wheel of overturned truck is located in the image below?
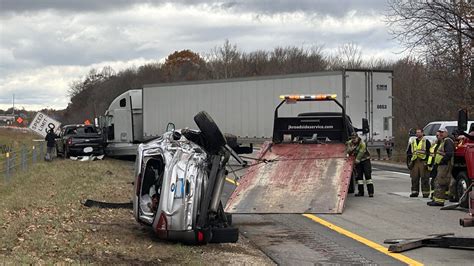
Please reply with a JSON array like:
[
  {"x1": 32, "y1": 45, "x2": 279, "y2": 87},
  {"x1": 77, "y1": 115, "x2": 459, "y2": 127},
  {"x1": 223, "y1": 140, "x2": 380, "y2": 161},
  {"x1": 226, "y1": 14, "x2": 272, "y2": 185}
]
[
  {"x1": 209, "y1": 226, "x2": 239, "y2": 243},
  {"x1": 194, "y1": 111, "x2": 226, "y2": 154},
  {"x1": 456, "y1": 171, "x2": 471, "y2": 208}
]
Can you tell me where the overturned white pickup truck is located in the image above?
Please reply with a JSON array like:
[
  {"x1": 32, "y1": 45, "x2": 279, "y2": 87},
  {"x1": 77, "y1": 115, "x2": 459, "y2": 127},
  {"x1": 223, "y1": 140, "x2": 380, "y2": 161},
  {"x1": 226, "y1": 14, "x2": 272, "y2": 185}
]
[{"x1": 133, "y1": 111, "x2": 245, "y2": 244}]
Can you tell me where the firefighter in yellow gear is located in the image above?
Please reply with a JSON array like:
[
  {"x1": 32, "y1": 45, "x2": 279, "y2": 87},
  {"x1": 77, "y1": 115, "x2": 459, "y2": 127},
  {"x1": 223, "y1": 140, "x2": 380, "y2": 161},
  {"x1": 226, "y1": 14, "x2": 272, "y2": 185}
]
[
  {"x1": 346, "y1": 132, "x2": 374, "y2": 197},
  {"x1": 426, "y1": 131, "x2": 442, "y2": 198},
  {"x1": 406, "y1": 129, "x2": 431, "y2": 197},
  {"x1": 428, "y1": 127, "x2": 455, "y2": 206}
]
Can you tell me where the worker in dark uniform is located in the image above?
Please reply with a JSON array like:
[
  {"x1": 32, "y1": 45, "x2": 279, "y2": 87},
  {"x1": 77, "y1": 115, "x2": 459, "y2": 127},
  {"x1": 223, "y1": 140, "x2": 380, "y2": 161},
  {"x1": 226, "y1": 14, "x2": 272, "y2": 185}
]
[
  {"x1": 428, "y1": 127, "x2": 455, "y2": 206},
  {"x1": 346, "y1": 132, "x2": 374, "y2": 197},
  {"x1": 406, "y1": 129, "x2": 431, "y2": 198},
  {"x1": 44, "y1": 128, "x2": 58, "y2": 161}
]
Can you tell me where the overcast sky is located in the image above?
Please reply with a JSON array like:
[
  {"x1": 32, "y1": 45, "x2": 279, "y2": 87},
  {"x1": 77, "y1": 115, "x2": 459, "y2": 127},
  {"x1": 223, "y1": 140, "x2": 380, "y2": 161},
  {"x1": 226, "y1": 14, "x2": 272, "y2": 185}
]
[{"x1": 0, "y1": 0, "x2": 403, "y2": 111}]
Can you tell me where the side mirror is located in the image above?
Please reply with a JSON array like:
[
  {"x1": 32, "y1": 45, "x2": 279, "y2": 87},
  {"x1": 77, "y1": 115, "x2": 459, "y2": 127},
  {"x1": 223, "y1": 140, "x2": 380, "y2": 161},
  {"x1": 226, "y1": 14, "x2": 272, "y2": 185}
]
[
  {"x1": 458, "y1": 109, "x2": 468, "y2": 132},
  {"x1": 166, "y1": 122, "x2": 175, "y2": 132},
  {"x1": 362, "y1": 118, "x2": 369, "y2": 134},
  {"x1": 408, "y1": 128, "x2": 416, "y2": 137}
]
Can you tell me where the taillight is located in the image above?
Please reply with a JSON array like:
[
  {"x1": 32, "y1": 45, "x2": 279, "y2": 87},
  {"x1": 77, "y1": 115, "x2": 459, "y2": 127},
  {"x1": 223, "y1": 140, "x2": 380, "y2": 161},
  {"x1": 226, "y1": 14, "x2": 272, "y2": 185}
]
[
  {"x1": 197, "y1": 231, "x2": 204, "y2": 242},
  {"x1": 67, "y1": 138, "x2": 72, "y2": 145},
  {"x1": 135, "y1": 173, "x2": 142, "y2": 197},
  {"x1": 156, "y1": 212, "x2": 168, "y2": 239}
]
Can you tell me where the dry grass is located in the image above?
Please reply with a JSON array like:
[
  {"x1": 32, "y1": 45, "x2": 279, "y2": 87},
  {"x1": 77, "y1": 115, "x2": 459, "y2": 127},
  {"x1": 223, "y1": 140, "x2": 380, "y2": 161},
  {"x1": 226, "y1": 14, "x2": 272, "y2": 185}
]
[
  {"x1": 0, "y1": 157, "x2": 271, "y2": 264},
  {"x1": 0, "y1": 128, "x2": 39, "y2": 161}
]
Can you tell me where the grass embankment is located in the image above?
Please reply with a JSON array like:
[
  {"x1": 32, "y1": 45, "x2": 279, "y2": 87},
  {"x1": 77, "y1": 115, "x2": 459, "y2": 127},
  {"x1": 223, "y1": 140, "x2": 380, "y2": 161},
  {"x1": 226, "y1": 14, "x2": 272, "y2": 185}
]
[
  {"x1": 0, "y1": 128, "x2": 38, "y2": 160},
  {"x1": 0, "y1": 158, "x2": 270, "y2": 264}
]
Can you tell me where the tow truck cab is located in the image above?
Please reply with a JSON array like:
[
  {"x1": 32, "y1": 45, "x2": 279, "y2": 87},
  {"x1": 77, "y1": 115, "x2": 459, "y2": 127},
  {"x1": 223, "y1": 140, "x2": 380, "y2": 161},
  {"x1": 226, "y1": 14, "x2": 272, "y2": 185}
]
[
  {"x1": 272, "y1": 94, "x2": 368, "y2": 144},
  {"x1": 454, "y1": 109, "x2": 474, "y2": 209}
]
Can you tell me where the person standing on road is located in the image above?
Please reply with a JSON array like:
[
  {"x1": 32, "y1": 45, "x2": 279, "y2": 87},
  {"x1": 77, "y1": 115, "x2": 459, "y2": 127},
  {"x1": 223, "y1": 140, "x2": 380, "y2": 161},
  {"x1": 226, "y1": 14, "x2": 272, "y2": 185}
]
[
  {"x1": 428, "y1": 127, "x2": 455, "y2": 206},
  {"x1": 347, "y1": 132, "x2": 374, "y2": 197},
  {"x1": 406, "y1": 129, "x2": 431, "y2": 198},
  {"x1": 427, "y1": 131, "x2": 442, "y2": 199},
  {"x1": 45, "y1": 129, "x2": 58, "y2": 161}
]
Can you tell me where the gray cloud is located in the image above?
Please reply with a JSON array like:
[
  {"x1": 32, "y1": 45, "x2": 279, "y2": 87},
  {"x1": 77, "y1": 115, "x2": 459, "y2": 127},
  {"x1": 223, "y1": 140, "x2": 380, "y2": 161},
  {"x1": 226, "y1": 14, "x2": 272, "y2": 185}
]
[
  {"x1": 0, "y1": 1, "x2": 396, "y2": 70},
  {"x1": 1, "y1": 0, "x2": 388, "y2": 17},
  {"x1": 217, "y1": 0, "x2": 388, "y2": 17},
  {"x1": 0, "y1": 0, "x2": 148, "y2": 14}
]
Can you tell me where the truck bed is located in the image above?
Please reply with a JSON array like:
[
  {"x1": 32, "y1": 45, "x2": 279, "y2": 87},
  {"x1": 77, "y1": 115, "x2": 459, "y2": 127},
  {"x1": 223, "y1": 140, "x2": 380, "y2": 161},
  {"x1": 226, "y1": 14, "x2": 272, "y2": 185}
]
[{"x1": 225, "y1": 142, "x2": 354, "y2": 214}]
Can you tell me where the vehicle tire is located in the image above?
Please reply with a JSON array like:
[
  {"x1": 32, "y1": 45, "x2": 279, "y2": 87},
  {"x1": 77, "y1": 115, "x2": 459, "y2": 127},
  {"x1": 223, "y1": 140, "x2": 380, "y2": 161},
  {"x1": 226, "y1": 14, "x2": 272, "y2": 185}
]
[
  {"x1": 456, "y1": 171, "x2": 471, "y2": 208},
  {"x1": 194, "y1": 111, "x2": 226, "y2": 154},
  {"x1": 209, "y1": 226, "x2": 239, "y2": 243}
]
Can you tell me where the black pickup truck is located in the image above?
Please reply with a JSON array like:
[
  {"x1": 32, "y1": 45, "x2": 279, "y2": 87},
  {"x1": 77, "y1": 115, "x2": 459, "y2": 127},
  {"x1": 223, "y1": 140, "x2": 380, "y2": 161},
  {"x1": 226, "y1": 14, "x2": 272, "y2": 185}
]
[{"x1": 56, "y1": 124, "x2": 104, "y2": 157}]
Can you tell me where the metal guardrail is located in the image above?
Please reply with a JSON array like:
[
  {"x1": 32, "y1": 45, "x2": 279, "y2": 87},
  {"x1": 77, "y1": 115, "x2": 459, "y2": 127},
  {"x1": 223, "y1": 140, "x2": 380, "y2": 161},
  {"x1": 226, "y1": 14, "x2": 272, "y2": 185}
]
[{"x1": 0, "y1": 142, "x2": 46, "y2": 182}]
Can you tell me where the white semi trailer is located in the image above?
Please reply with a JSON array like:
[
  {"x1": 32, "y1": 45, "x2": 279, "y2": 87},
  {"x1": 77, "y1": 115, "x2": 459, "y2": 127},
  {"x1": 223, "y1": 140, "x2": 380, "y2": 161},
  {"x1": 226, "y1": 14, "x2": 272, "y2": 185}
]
[{"x1": 100, "y1": 70, "x2": 394, "y2": 156}]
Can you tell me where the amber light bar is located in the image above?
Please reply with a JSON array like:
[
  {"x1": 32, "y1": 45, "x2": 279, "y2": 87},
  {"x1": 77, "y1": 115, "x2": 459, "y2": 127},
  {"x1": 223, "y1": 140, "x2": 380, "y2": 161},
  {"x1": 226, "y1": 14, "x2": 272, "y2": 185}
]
[{"x1": 279, "y1": 94, "x2": 337, "y2": 101}]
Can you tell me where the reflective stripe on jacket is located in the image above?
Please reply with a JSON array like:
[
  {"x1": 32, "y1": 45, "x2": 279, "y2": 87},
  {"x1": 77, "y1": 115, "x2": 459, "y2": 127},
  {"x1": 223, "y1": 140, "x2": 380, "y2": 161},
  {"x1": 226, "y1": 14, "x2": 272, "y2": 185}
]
[
  {"x1": 427, "y1": 143, "x2": 438, "y2": 166},
  {"x1": 354, "y1": 140, "x2": 370, "y2": 163},
  {"x1": 411, "y1": 138, "x2": 427, "y2": 161}
]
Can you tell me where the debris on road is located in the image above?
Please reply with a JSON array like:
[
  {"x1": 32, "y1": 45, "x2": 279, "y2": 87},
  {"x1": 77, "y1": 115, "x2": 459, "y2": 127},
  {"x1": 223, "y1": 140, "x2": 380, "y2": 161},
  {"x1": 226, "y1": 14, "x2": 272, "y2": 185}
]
[
  {"x1": 70, "y1": 155, "x2": 104, "y2": 161},
  {"x1": 385, "y1": 233, "x2": 474, "y2": 252}
]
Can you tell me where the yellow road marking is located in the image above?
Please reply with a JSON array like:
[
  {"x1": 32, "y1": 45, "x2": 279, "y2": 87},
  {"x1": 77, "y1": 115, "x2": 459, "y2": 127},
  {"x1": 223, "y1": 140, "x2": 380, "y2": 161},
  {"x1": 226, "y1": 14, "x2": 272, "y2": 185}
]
[
  {"x1": 225, "y1": 177, "x2": 239, "y2": 186},
  {"x1": 303, "y1": 214, "x2": 423, "y2": 266}
]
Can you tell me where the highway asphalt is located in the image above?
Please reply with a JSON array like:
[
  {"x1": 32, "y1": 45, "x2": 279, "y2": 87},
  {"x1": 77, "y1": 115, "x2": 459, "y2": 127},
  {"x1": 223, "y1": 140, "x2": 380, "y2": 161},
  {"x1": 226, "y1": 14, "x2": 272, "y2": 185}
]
[{"x1": 223, "y1": 162, "x2": 474, "y2": 265}]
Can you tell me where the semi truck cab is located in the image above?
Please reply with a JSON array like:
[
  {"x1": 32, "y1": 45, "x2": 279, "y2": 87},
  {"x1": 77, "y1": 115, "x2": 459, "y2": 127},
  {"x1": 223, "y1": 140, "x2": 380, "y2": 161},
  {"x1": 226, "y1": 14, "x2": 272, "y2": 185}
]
[{"x1": 98, "y1": 89, "x2": 143, "y2": 156}]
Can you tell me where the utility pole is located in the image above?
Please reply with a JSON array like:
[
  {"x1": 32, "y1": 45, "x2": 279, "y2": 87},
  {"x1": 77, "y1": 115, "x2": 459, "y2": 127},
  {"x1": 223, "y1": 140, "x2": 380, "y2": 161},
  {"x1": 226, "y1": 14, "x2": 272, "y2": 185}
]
[{"x1": 12, "y1": 94, "x2": 15, "y2": 115}]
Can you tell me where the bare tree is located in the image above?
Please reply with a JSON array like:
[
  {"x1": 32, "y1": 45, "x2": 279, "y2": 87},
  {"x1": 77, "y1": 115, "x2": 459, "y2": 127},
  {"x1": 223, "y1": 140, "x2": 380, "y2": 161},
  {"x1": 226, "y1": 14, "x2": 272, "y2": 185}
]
[
  {"x1": 386, "y1": 0, "x2": 473, "y2": 108},
  {"x1": 206, "y1": 40, "x2": 241, "y2": 79},
  {"x1": 387, "y1": 0, "x2": 472, "y2": 50},
  {"x1": 100, "y1": 65, "x2": 116, "y2": 78},
  {"x1": 339, "y1": 43, "x2": 363, "y2": 69},
  {"x1": 327, "y1": 43, "x2": 363, "y2": 69}
]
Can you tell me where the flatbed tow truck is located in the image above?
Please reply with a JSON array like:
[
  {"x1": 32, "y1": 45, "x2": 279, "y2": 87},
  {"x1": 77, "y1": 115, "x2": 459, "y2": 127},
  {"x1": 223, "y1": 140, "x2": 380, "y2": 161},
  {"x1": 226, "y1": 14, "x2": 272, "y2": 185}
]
[{"x1": 226, "y1": 94, "x2": 369, "y2": 214}]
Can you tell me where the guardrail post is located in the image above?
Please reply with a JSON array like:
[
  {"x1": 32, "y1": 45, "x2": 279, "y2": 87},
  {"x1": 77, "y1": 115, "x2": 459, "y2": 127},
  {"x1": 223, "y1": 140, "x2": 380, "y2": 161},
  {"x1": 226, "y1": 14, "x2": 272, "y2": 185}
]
[
  {"x1": 21, "y1": 145, "x2": 27, "y2": 171},
  {"x1": 32, "y1": 145, "x2": 36, "y2": 164},
  {"x1": 7, "y1": 152, "x2": 15, "y2": 180},
  {"x1": 5, "y1": 152, "x2": 10, "y2": 181},
  {"x1": 11, "y1": 151, "x2": 16, "y2": 176},
  {"x1": 40, "y1": 142, "x2": 45, "y2": 159}
]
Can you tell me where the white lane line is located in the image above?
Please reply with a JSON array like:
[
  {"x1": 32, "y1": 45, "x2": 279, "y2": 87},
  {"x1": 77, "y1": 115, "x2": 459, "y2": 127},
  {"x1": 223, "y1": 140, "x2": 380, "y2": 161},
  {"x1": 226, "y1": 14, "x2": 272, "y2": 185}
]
[{"x1": 373, "y1": 168, "x2": 410, "y2": 176}]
